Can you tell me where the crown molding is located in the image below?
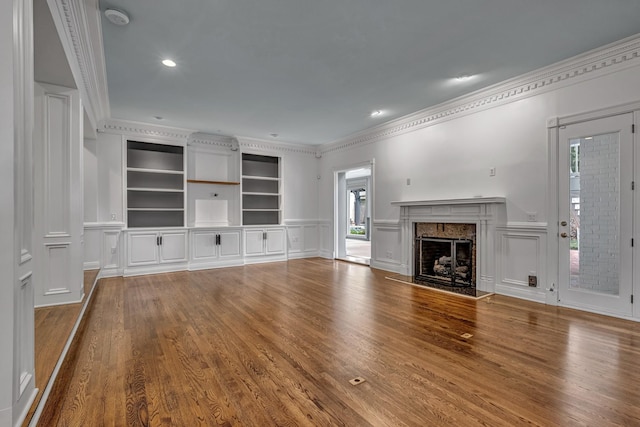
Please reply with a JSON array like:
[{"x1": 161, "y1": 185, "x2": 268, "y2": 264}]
[
  {"x1": 188, "y1": 132, "x2": 235, "y2": 149},
  {"x1": 100, "y1": 119, "x2": 194, "y2": 141},
  {"x1": 321, "y1": 33, "x2": 640, "y2": 154},
  {"x1": 47, "y1": 0, "x2": 110, "y2": 132},
  {"x1": 237, "y1": 136, "x2": 320, "y2": 156}
]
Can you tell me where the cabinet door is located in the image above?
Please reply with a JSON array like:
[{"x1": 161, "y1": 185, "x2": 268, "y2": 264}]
[
  {"x1": 219, "y1": 230, "x2": 242, "y2": 258},
  {"x1": 128, "y1": 232, "x2": 160, "y2": 266},
  {"x1": 244, "y1": 229, "x2": 265, "y2": 255},
  {"x1": 159, "y1": 231, "x2": 188, "y2": 263},
  {"x1": 265, "y1": 228, "x2": 285, "y2": 255},
  {"x1": 192, "y1": 231, "x2": 218, "y2": 261}
]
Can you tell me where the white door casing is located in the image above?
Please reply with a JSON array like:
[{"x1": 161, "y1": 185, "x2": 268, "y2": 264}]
[{"x1": 557, "y1": 113, "x2": 634, "y2": 317}]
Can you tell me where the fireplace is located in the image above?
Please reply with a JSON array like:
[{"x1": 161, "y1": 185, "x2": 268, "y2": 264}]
[
  {"x1": 391, "y1": 197, "x2": 506, "y2": 294},
  {"x1": 416, "y1": 237, "x2": 473, "y2": 286},
  {"x1": 414, "y1": 223, "x2": 476, "y2": 289}
]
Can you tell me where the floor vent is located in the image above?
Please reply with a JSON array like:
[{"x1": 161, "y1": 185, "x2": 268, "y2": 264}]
[{"x1": 349, "y1": 377, "x2": 366, "y2": 386}]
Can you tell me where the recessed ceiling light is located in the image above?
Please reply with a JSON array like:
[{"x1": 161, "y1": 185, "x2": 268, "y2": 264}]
[
  {"x1": 454, "y1": 74, "x2": 474, "y2": 82},
  {"x1": 162, "y1": 59, "x2": 177, "y2": 68},
  {"x1": 370, "y1": 110, "x2": 382, "y2": 117}
]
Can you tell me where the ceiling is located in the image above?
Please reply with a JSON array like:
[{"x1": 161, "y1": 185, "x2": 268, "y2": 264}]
[{"x1": 99, "y1": 0, "x2": 640, "y2": 145}]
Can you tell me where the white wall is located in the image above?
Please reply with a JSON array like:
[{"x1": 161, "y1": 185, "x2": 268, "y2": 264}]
[
  {"x1": 281, "y1": 151, "x2": 319, "y2": 221},
  {"x1": 96, "y1": 132, "x2": 124, "y2": 223},
  {"x1": 0, "y1": 0, "x2": 16, "y2": 420},
  {"x1": 83, "y1": 138, "x2": 98, "y2": 223},
  {"x1": 317, "y1": 53, "x2": 640, "y2": 302}
]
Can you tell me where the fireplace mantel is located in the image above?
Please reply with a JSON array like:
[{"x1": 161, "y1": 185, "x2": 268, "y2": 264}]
[
  {"x1": 394, "y1": 197, "x2": 506, "y2": 292},
  {"x1": 391, "y1": 197, "x2": 506, "y2": 207}
]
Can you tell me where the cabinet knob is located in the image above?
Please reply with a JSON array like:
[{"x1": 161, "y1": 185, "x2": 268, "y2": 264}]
[{"x1": 560, "y1": 232, "x2": 568, "y2": 238}]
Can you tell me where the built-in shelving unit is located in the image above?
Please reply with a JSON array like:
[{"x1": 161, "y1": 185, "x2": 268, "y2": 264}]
[
  {"x1": 186, "y1": 179, "x2": 240, "y2": 185},
  {"x1": 242, "y1": 153, "x2": 281, "y2": 225},
  {"x1": 126, "y1": 141, "x2": 185, "y2": 227}
]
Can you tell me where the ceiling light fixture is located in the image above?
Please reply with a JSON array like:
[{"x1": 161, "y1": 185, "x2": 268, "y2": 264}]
[
  {"x1": 370, "y1": 110, "x2": 382, "y2": 117},
  {"x1": 454, "y1": 74, "x2": 474, "y2": 82},
  {"x1": 153, "y1": 116, "x2": 163, "y2": 120},
  {"x1": 270, "y1": 133, "x2": 279, "y2": 138},
  {"x1": 162, "y1": 59, "x2": 177, "y2": 68},
  {"x1": 104, "y1": 8, "x2": 130, "y2": 26}
]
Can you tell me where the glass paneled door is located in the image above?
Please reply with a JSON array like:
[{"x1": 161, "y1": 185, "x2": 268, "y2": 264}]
[{"x1": 558, "y1": 114, "x2": 633, "y2": 317}]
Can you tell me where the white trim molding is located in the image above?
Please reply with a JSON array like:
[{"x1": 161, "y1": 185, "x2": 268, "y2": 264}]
[
  {"x1": 321, "y1": 34, "x2": 640, "y2": 154},
  {"x1": 47, "y1": 0, "x2": 110, "y2": 132},
  {"x1": 237, "y1": 136, "x2": 320, "y2": 156},
  {"x1": 496, "y1": 225, "x2": 548, "y2": 303},
  {"x1": 101, "y1": 118, "x2": 194, "y2": 142},
  {"x1": 393, "y1": 197, "x2": 507, "y2": 292},
  {"x1": 370, "y1": 220, "x2": 403, "y2": 274},
  {"x1": 285, "y1": 221, "x2": 320, "y2": 259},
  {"x1": 188, "y1": 132, "x2": 235, "y2": 150}
]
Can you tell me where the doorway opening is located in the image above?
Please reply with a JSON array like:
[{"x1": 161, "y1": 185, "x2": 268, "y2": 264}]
[{"x1": 335, "y1": 164, "x2": 372, "y2": 265}]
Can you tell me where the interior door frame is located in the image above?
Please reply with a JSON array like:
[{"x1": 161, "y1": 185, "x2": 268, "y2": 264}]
[
  {"x1": 333, "y1": 160, "x2": 375, "y2": 261},
  {"x1": 547, "y1": 101, "x2": 640, "y2": 318}
]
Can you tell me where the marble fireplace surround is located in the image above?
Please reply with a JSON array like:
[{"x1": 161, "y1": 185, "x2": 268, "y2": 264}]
[{"x1": 391, "y1": 197, "x2": 506, "y2": 292}]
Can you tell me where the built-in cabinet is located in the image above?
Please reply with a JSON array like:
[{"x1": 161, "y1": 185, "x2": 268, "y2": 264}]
[
  {"x1": 242, "y1": 153, "x2": 281, "y2": 225},
  {"x1": 126, "y1": 229, "x2": 188, "y2": 269},
  {"x1": 116, "y1": 140, "x2": 296, "y2": 274},
  {"x1": 244, "y1": 227, "x2": 286, "y2": 257},
  {"x1": 126, "y1": 141, "x2": 185, "y2": 228},
  {"x1": 190, "y1": 228, "x2": 243, "y2": 269}
]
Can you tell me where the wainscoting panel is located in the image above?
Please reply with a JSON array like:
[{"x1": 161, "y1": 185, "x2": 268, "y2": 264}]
[
  {"x1": 43, "y1": 243, "x2": 72, "y2": 297},
  {"x1": 44, "y1": 93, "x2": 71, "y2": 236},
  {"x1": 285, "y1": 221, "x2": 319, "y2": 259},
  {"x1": 370, "y1": 220, "x2": 403, "y2": 273},
  {"x1": 303, "y1": 225, "x2": 318, "y2": 253},
  {"x1": 34, "y1": 83, "x2": 83, "y2": 307},
  {"x1": 103, "y1": 230, "x2": 122, "y2": 273},
  {"x1": 287, "y1": 227, "x2": 302, "y2": 254},
  {"x1": 83, "y1": 227, "x2": 101, "y2": 270},
  {"x1": 319, "y1": 221, "x2": 333, "y2": 258},
  {"x1": 16, "y1": 272, "x2": 34, "y2": 398},
  {"x1": 496, "y1": 224, "x2": 548, "y2": 303}
]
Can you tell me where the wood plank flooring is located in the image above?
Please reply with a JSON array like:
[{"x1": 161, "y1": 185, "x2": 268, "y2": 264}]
[
  {"x1": 24, "y1": 269, "x2": 99, "y2": 426},
  {"x1": 40, "y1": 259, "x2": 640, "y2": 426}
]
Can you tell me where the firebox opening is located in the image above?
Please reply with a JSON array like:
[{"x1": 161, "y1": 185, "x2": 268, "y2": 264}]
[
  {"x1": 416, "y1": 237, "x2": 473, "y2": 287},
  {"x1": 413, "y1": 223, "x2": 477, "y2": 291}
]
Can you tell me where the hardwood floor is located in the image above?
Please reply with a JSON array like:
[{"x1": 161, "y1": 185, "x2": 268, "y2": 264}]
[
  {"x1": 24, "y1": 269, "x2": 99, "y2": 426},
  {"x1": 40, "y1": 259, "x2": 640, "y2": 426}
]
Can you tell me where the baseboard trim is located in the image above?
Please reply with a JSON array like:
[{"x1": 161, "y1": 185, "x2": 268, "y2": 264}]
[
  {"x1": 123, "y1": 263, "x2": 188, "y2": 277},
  {"x1": 188, "y1": 260, "x2": 245, "y2": 271},
  {"x1": 286, "y1": 251, "x2": 320, "y2": 260},
  {"x1": 370, "y1": 259, "x2": 403, "y2": 274},
  {"x1": 495, "y1": 283, "x2": 546, "y2": 304}
]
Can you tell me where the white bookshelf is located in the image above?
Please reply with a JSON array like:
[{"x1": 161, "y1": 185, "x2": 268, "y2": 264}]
[
  {"x1": 241, "y1": 153, "x2": 281, "y2": 225},
  {"x1": 126, "y1": 141, "x2": 185, "y2": 227}
]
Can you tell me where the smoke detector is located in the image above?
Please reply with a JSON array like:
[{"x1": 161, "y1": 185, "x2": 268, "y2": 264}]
[{"x1": 104, "y1": 8, "x2": 130, "y2": 26}]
